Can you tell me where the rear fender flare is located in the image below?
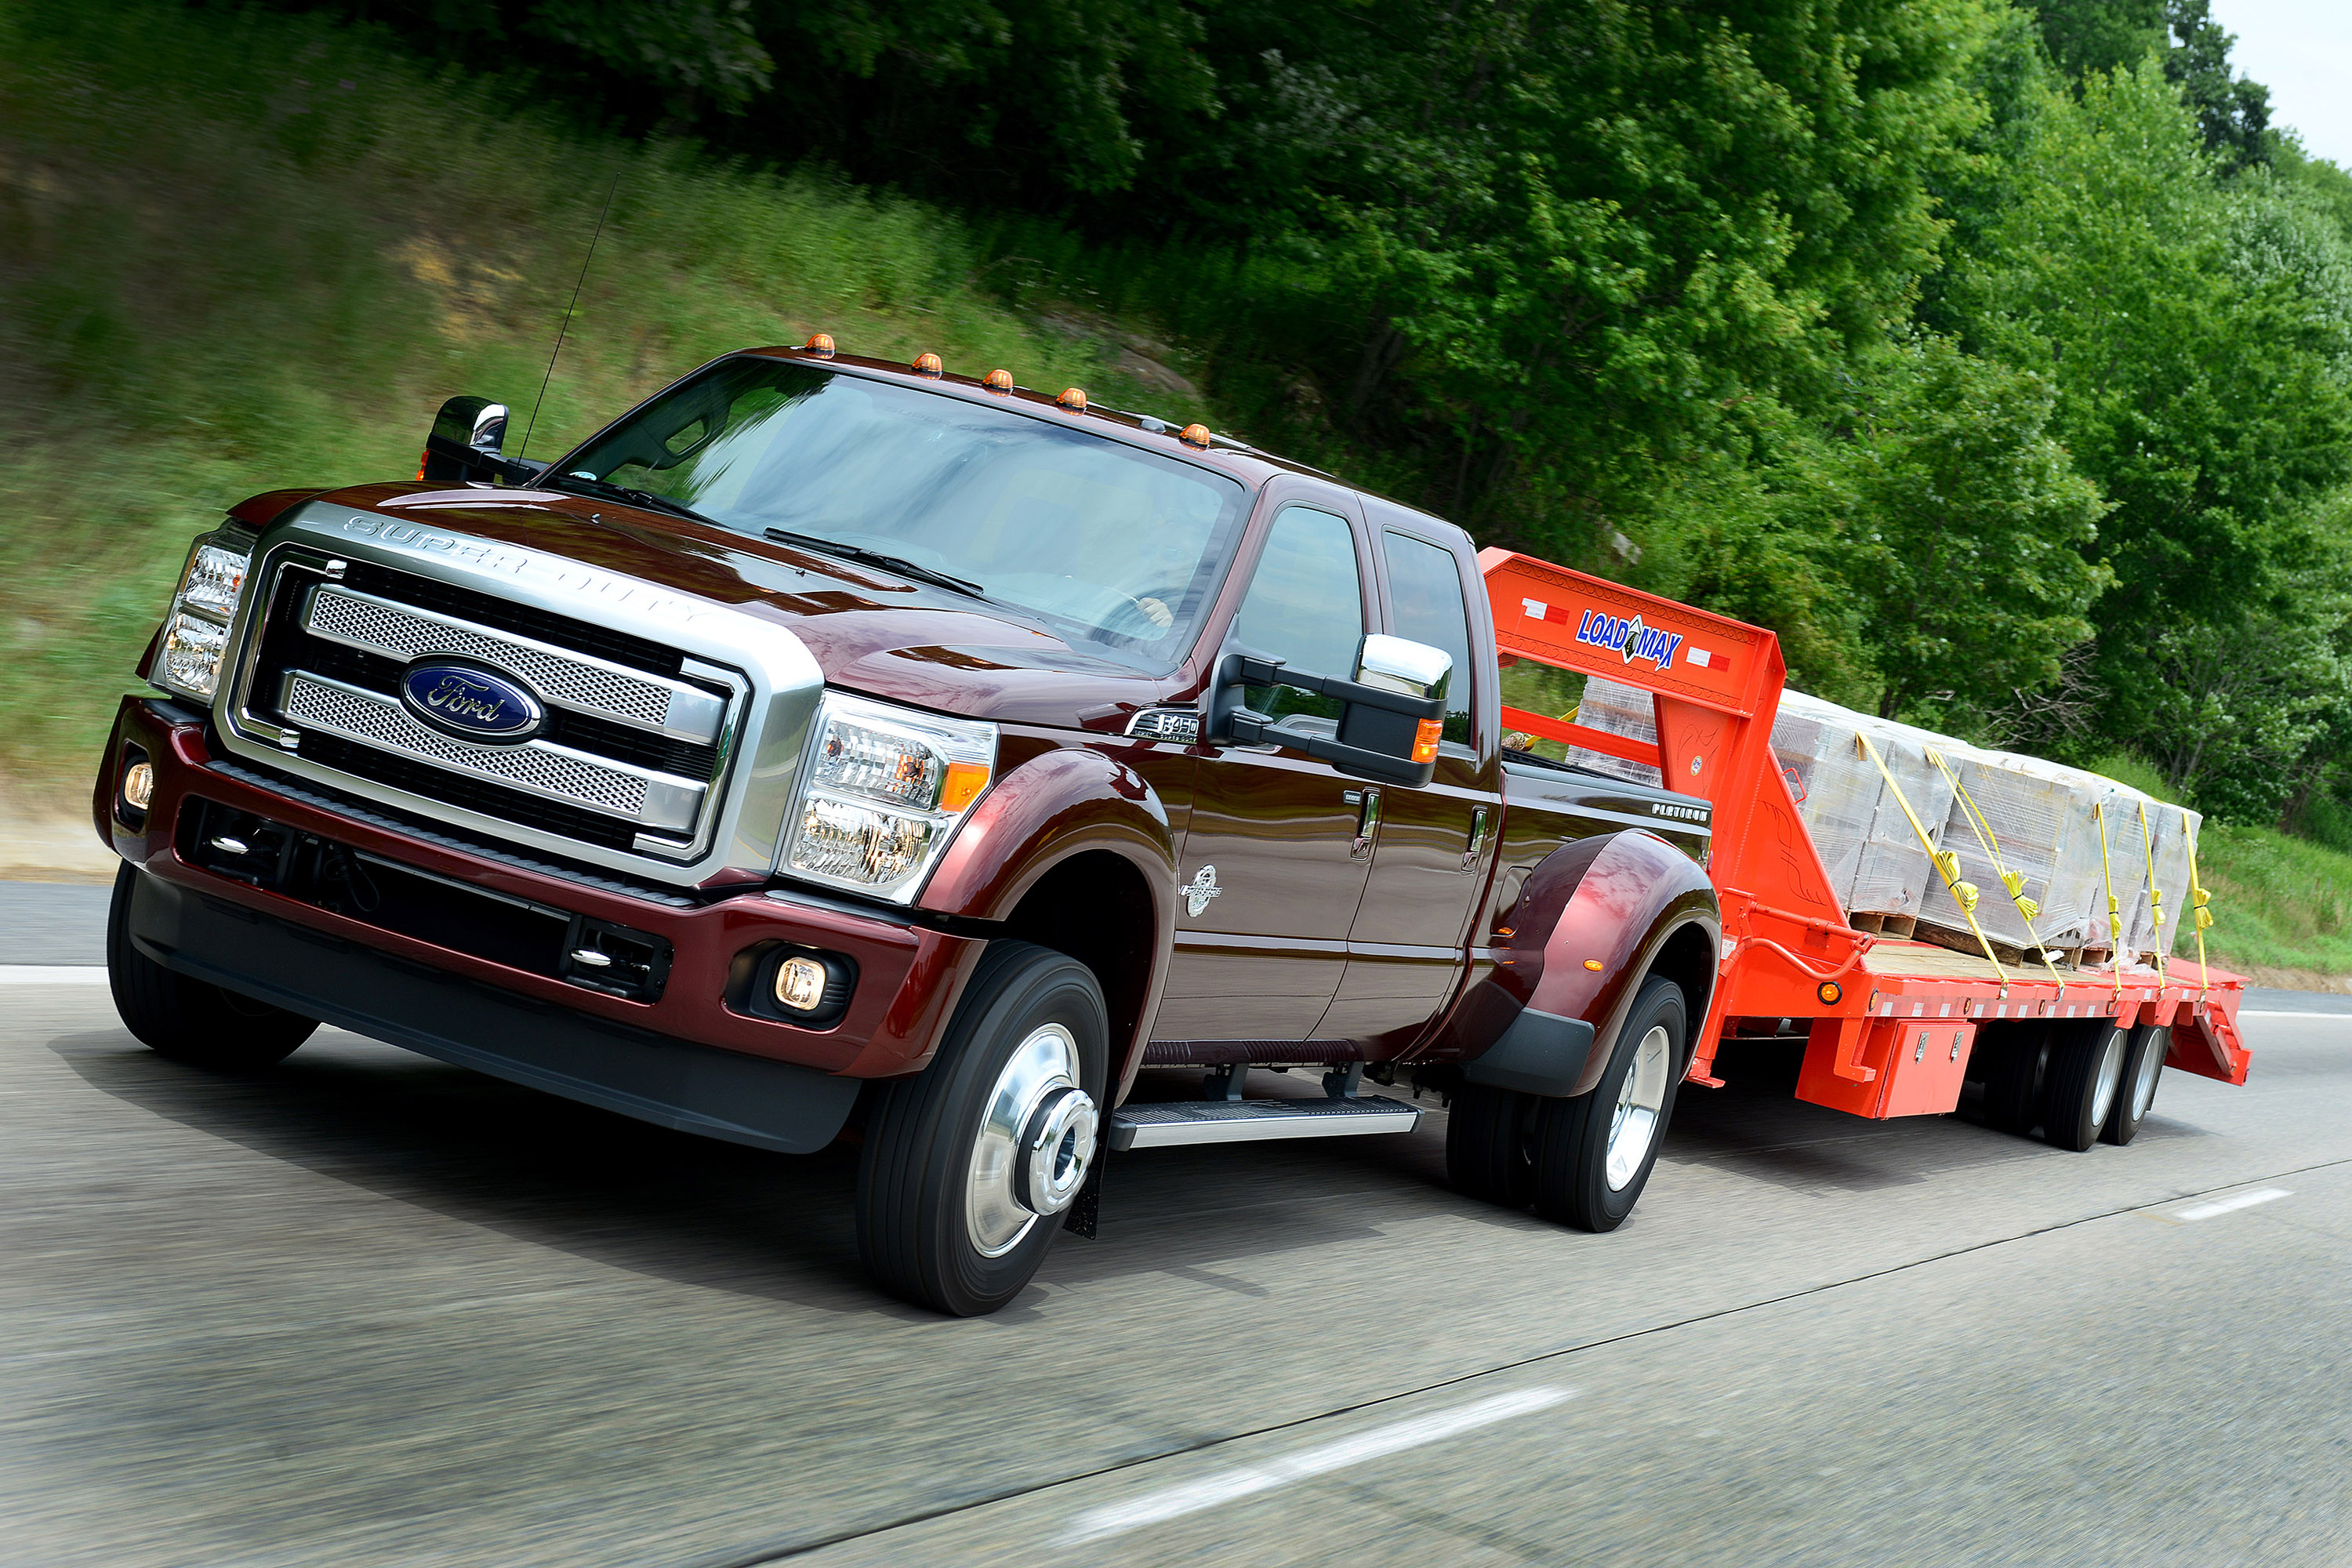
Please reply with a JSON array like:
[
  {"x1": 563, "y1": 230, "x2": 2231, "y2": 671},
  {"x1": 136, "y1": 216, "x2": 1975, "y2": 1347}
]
[{"x1": 1457, "y1": 829, "x2": 1719, "y2": 1098}]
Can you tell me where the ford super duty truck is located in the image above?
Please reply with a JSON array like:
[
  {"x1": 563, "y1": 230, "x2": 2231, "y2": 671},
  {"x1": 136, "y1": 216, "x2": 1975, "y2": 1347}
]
[{"x1": 94, "y1": 338, "x2": 1723, "y2": 1314}]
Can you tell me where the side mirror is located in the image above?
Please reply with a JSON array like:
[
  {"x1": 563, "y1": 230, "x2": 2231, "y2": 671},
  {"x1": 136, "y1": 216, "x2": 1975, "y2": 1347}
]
[
  {"x1": 419, "y1": 396, "x2": 546, "y2": 485},
  {"x1": 1209, "y1": 634, "x2": 1451, "y2": 786}
]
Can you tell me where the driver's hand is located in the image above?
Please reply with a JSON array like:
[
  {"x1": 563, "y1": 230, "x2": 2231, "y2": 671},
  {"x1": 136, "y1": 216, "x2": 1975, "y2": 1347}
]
[{"x1": 1136, "y1": 597, "x2": 1174, "y2": 629}]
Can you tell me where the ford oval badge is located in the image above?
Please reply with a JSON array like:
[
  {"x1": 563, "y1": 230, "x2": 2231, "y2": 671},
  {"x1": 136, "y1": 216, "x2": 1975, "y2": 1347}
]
[{"x1": 399, "y1": 661, "x2": 546, "y2": 742}]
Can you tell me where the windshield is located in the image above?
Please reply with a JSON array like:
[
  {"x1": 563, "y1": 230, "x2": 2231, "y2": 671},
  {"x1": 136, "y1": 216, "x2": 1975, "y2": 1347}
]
[{"x1": 555, "y1": 358, "x2": 1251, "y2": 671}]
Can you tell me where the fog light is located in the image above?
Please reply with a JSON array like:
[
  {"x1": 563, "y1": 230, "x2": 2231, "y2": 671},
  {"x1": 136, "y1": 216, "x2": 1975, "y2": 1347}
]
[
  {"x1": 122, "y1": 760, "x2": 154, "y2": 811},
  {"x1": 774, "y1": 955, "x2": 829, "y2": 1012}
]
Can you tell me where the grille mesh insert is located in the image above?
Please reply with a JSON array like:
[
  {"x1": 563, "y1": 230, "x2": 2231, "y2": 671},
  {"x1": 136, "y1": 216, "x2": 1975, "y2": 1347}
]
[
  {"x1": 307, "y1": 589, "x2": 673, "y2": 728},
  {"x1": 282, "y1": 674, "x2": 656, "y2": 818}
]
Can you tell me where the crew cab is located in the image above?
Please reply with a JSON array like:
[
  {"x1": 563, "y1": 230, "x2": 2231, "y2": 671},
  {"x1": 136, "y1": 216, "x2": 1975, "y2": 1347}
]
[{"x1": 94, "y1": 339, "x2": 1722, "y2": 1314}]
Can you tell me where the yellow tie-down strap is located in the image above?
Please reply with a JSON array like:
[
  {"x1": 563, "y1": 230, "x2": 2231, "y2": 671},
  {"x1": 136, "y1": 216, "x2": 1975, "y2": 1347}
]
[
  {"x1": 1925, "y1": 748, "x2": 2067, "y2": 993},
  {"x1": 1855, "y1": 732, "x2": 2007, "y2": 985}
]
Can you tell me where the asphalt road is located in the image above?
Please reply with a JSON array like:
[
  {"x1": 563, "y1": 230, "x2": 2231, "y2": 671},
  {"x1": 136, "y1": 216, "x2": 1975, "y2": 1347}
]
[{"x1": 5, "y1": 886, "x2": 2350, "y2": 1565}]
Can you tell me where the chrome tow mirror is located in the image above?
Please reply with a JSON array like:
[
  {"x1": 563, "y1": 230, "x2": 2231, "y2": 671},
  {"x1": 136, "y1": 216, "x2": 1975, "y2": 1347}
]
[
  {"x1": 1356, "y1": 633, "x2": 1452, "y2": 702},
  {"x1": 420, "y1": 395, "x2": 542, "y2": 485}
]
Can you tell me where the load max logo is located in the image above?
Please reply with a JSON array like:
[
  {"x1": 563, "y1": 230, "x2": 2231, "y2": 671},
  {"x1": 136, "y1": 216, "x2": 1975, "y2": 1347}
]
[{"x1": 1575, "y1": 609, "x2": 1684, "y2": 673}]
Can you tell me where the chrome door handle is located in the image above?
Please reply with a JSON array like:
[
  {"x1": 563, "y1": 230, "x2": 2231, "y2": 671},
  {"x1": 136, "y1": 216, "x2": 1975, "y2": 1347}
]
[
  {"x1": 1462, "y1": 804, "x2": 1490, "y2": 871},
  {"x1": 1351, "y1": 787, "x2": 1382, "y2": 858}
]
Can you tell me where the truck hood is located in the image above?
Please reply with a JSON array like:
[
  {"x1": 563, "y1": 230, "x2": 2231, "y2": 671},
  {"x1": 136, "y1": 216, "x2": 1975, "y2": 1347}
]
[{"x1": 311, "y1": 482, "x2": 1179, "y2": 728}]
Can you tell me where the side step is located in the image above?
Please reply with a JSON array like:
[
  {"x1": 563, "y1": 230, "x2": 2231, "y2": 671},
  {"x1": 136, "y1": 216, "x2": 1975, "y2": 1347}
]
[{"x1": 1109, "y1": 1094, "x2": 1421, "y2": 1150}]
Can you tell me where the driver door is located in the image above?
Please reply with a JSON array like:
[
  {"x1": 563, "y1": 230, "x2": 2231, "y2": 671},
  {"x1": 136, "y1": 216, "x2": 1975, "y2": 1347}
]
[{"x1": 1152, "y1": 500, "x2": 1379, "y2": 1045}]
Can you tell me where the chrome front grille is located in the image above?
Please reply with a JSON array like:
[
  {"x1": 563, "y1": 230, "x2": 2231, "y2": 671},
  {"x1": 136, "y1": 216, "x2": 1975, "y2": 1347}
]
[
  {"x1": 279, "y1": 672, "x2": 705, "y2": 833},
  {"x1": 303, "y1": 586, "x2": 724, "y2": 741},
  {"x1": 217, "y1": 505, "x2": 823, "y2": 885}
]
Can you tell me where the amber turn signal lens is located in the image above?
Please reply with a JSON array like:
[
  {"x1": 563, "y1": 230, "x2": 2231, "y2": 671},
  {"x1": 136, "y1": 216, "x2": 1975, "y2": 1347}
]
[
  {"x1": 416, "y1": 450, "x2": 430, "y2": 481},
  {"x1": 804, "y1": 332, "x2": 837, "y2": 358},
  {"x1": 1179, "y1": 423, "x2": 1212, "y2": 448},
  {"x1": 1057, "y1": 387, "x2": 1087, "y2": 411},
  {"x1": 1410, "y1": 718, "x2": 1443, "y2": 764},
  {"x1": 1583, "y1": 958, "x2": 1606, "y2": 971},
  {"x1": 1817, "y1": 981, "x2": 1843, "y2": 1005},
  {"x1": 983, "y1": 368, "x2": 1014, "y2": 394},
  {"x1": 774, "y1": 955, "x2": 829, "y2": 1011},
  {"x1": 122, "y1": 761, "x2": 154, "y2": 811},
  {"x1": 939, "y1": 760, "x2": 991, "y2": 813}
]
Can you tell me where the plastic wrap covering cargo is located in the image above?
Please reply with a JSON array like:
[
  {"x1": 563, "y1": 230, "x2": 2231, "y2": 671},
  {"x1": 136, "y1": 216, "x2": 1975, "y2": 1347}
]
[
  {"x1": 1570, "y1": 678, "x2": 1955, "y2": 922},
  {"x1": 1919, "y1": 750, "x2": 2100, "y2": 951},
  {"x1": 2113, "y1": 797, "x2": 2198, "y2": 958}
]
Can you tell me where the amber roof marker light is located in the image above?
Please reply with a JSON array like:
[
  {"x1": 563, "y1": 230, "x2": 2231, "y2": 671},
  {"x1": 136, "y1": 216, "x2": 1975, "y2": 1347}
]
[
  {"x1": 803, "y1": 332, "x2": 837, "y2": 358},
  {"x1": 913, "y1": 352, "x2": 944, "y2": 378},
  {"x1": 983, "y1": 368, "x2": 1014, "y2": 394},
  {"x1": 1057, "y1": 387, "x2": 1088, "y2": 412},
  {"x1": 1179, "y1": 423, "x2": 1212, "y2": 448}
]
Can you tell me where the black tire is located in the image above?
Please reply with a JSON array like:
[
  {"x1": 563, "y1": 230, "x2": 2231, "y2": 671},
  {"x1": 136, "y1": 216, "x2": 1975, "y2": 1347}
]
[
  {"x1": 1446, "y1": 1083, "x2": 1537, "y2": 1209},
  {"x1": 1978, "y1": 1025, "x2": 2045, "y2": 1137},
  {"x1": 1530, "y1": 976, "x2": 1685, "y2": 1232},
  {"x1": 2100, "y1": 1024, "x2": 2169, "y2": 1145},
  {"x1": 2044, "y1": 1020, "x2": 2129, "y2": 1152},
  {"x1": 856, "y1": 940, "x2": 1109, "y2": 1316},
  {"x1": 106, "y1": 864, "x2": 317, "y2": 1071}
]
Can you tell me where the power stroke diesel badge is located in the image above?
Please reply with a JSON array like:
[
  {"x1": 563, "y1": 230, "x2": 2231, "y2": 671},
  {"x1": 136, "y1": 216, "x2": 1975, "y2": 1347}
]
[{"x1": 398, "y1": 661, "x2": 546, "y2": 742}]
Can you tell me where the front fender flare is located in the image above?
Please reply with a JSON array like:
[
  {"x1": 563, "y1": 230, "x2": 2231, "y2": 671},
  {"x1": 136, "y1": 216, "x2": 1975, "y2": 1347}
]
[{"x1": 1451, "y1": 829, "x2": 1719, "y2": 1098}]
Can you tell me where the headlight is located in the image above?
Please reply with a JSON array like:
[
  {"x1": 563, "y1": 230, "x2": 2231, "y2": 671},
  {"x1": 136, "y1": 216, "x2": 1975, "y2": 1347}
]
[
  {"x1": 781, "y1": 691, "x2": 996, "y2": 902},
  {"x1": 154, "y1": 531, "x2": 252, "y2": 703}
]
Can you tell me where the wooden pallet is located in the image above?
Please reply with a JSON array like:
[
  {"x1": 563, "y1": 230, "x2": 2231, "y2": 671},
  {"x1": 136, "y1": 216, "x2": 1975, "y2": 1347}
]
[
  {"x1": 1913, "y1": 920, "x2": 2031, "y2": 969},
  {"x1": 1849, "y1": 911, "x2": 1917, "y2": 938}
]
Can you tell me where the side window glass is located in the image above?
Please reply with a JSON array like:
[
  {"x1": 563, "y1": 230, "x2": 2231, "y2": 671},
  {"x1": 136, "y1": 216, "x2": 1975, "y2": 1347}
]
[
  {"x1": 1231, "y1": 506, "x2": 1365, "y2": 730},
  {"x1": 1381, "y1": 532, "x2": 1475, "y2": 748}
]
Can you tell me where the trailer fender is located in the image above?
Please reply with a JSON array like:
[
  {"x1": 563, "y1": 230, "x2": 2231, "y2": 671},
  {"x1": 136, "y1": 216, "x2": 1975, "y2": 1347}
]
[{"x1": 1455, "y1": 829, "x2": 1720, "y2": 1098}]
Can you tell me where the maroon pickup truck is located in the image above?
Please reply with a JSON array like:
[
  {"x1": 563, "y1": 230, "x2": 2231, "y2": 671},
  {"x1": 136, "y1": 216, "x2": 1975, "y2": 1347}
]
[{"x1": 94, "y1": 340, "x2": 1719, "y2": 1314}]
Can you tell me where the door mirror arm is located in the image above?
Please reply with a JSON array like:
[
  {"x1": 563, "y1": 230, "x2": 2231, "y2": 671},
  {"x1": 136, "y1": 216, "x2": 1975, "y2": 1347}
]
[{"x1": 1209, "y1": 644, "x2": 1447, "y2": 787}]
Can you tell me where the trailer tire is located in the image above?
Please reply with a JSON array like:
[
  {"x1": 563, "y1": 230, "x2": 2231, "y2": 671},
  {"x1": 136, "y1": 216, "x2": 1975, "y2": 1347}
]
[
  {"x1": 1446, "y1": 1083, "x2": 1536, "y2": 1209},
  {"x1": 1530, "y1": 976, "x2": 1684, "y2": 1232},
  {"x1": 2100, "y1": 1024, "x2": 2169, "y2": 1145},
  {"x1": 107, "y1": 864, "x2": 317, "y2": 1071},
  {"x1": 2044, "y1": 1021, "x2": 2129, "y2": 1152},
  {"x1": 855, "y1": 940, "x2": 1107, "y2": 1317},
  {"x1": 1979, "y1": 1027, "x2": 2044, "y2": 1137}
]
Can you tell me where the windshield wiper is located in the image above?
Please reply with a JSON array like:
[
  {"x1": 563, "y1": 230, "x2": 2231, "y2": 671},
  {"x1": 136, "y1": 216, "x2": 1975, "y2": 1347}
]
[
  {"x1": 547, "y1": 473, "x2": 724, "y2": 530},
  {"x1": 761, "y1": 527, "x2": 989, "y2": 600}
]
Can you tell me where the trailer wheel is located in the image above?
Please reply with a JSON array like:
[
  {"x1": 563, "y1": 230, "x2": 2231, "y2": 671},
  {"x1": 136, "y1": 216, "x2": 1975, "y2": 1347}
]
[
  {"x1": 2044, "y1": 1022, "x2": 2129, "y2": 1152},
  {"x1": 2100, "y1": 1024, "x2": 2169, "y2": 1145},
  {"x1": 106, "y1": 865, "x2": 317, "y2": 1071},
  {"x1": 1978, "y1": 1026, "x2": 2045, "y2": 1137},
  {"x1": 1530, "y1": 975, "x2": 1684, "y2": 1232},
  {"x1": 855, "y1": 940, "x2": 1106, "y2": 1316},
  {"x1": 1446, "y1": 1083, "x2": 1536, "y2": 1209}
]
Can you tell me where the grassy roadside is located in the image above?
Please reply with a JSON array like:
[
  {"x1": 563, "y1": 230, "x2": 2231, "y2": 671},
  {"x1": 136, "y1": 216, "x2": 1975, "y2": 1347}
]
[{"x1": 0, "y1": 0, "x2": 1224, "y2": 808}]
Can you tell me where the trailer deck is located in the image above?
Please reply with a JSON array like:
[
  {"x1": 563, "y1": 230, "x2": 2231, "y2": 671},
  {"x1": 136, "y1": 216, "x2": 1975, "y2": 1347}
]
[{"x1": 1477, "y1": 548, "x2": 2249, "y2": 1126}]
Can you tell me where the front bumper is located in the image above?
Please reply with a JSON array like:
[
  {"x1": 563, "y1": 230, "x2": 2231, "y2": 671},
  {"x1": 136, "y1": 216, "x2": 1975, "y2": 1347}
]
[{"x1": 98, "y1": 696, "x2": 987, "y2": 1094}]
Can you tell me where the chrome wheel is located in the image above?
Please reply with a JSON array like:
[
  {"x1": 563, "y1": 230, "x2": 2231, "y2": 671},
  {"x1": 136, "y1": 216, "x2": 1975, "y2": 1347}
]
[
  {"x1": 2089, "y1": 1028, "x2": 2127, "y2": 1129},
  {"x1": 1605, "y1": 1024, "x2": 1671, "y2": 1192},
  {"x1": 965, "y1": 1022, "x2": 1097, "y2": 1258}
]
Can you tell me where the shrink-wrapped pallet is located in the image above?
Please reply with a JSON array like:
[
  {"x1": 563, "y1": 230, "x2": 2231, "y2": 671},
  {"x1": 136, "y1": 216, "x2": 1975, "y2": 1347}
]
[
  {"x1": 1557, "y1": 673, "x2": 1665, "y2": 787},
  {"x1": 1923, "y1": 750, "x2": 2101, "y2": 952},
  {"x1": 1778, "y1": 698, "x2": 1953, "y2": 923},
  {"x1": 2102, "y1": 795, "x2": 2199, "y2": 958}
]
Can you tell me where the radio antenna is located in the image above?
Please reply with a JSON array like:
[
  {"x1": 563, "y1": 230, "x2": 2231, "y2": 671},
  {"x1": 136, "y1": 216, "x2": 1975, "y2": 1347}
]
[{"x1": 517, "y1": 169, "x2": 620, "y2": 466}]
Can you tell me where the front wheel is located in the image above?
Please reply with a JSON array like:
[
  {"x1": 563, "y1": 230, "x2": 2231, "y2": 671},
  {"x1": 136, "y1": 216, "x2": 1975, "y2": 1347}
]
[
  {"x1": 106, "y1": 864, "x2": 317, "y2": 1071},
  {"x1": 1530, "y1": 976, "x2": 1685, "y2": 1232},
  {"x1": 855, "y1": 940, "x2": 1108, "y2": 1316}
]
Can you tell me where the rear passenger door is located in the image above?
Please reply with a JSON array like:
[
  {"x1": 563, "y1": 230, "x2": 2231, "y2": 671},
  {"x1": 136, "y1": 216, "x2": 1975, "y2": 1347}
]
[
  {"x1": 1316, "y1": 516, "x2": 1499, "y2": 1053},
  {"x1": 1153, "y1": 499, "x2": 1380, "y2": 1045}
]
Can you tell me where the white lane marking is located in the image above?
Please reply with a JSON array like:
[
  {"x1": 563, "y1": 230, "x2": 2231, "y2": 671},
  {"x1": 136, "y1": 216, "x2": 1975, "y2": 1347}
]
[
  {"x1": 1058, "y1": 1387, "x2": 1570, "y2": 1545},
  {"x1": 2241, "y1": 1010, "x2": 2352, "y2": 1019},
  {"x1": 0, "y1": 966, "x2": 107, "y2": 985},
  {"x1": 2173, "y1": 1188, "x2": 2292, "y2": 1221}
]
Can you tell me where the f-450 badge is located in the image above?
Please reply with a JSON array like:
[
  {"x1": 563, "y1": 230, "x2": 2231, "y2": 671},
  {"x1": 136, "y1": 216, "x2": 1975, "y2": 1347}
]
[{"x1": 1181, "y1": 865, "x2": 1223, "y2": 918}]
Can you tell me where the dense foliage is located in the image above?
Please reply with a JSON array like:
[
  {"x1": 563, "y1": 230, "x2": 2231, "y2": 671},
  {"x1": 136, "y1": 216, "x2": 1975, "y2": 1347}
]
[{"x1": 70, "y1": 2, "x2": 2352, "y2": 834}]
